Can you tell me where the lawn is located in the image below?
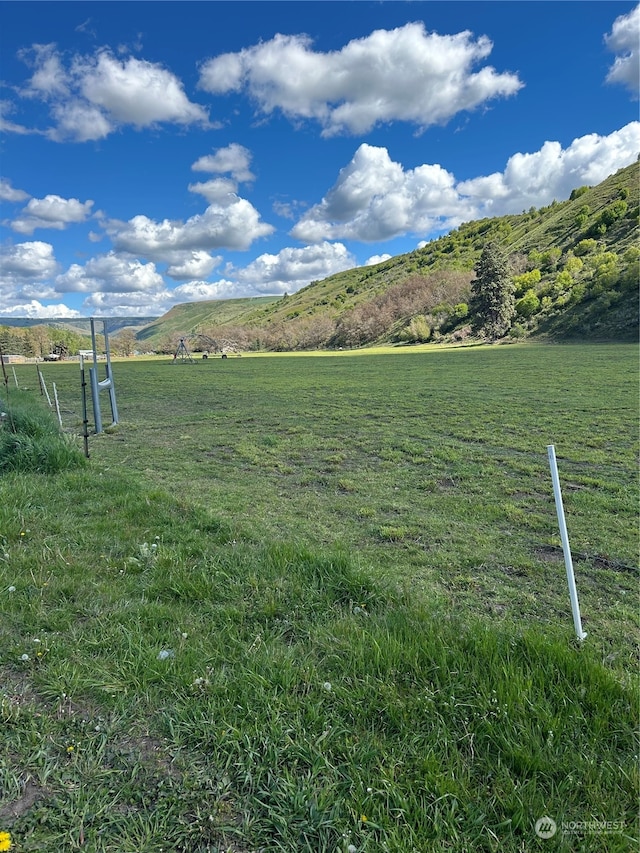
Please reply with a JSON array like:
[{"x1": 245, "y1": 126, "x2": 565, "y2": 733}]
[{"x1": 1, "y1": 343, "x2": 638, "y2": 852}]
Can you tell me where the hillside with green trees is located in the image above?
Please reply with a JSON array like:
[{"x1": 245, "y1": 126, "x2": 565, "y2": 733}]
[
  {"x1": 136, "y1": 160, "x2": 639, "y2": 352},
  {"x1": 2, "y1": 161, "x2": 638, "y2": 356}
]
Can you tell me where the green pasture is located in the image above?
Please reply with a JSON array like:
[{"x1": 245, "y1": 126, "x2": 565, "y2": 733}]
[{"x1": 1, "y1": 343, "x2": 638, "y2": 852}]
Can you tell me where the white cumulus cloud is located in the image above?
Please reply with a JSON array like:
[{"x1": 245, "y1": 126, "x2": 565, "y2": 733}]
[
  {"x1": 110, "y1": 197, "x2": 274, "y2": 259},
  {"x1": 291, "y1": 144, "x2": 465, "y2": 243},
  {"x1": 166, "y1": 251, "x2": 221, "y2": 280},
  {"x1": 55, "y1": 252, "x2": 165, "y2": 294},
  {"x1": 0, "y1": 240, "x2": 58, "y2": 283},
  {"x1": 80, "y1": 290, "x2": 172, "y2": 317},
  {"x1": 50, "y1": 100, "x2": 113, "y2": 142},
  {"x1": 20, "y1": 43, "x2": 69, "y2": 98},
  {"x1": 365, "y1": 254, "x2": 392, "y2": 266},
  {"x1": 198, "y1": 23, "x2": 523, "y2": 136},
  {"x1": 14, "y1": 44, "x2": 209, "y2": 141},
  {"x1": 0, "y1": 241, "x2": 65, "y2": 312},
  {"x1": 235, "y1": 241, "x2": 355, "y2": 294},
  {"x1": 0, "y1": 300, "x2": 81, "y2": 319},
  {"x1": 76, "y1": 51, "x2": 208, "y2": 127},
  {"x1": 188, "y1": 178, "x2": 239, "y2": 203},
  {"x1": 458, "y1": 122, "x2": 640, "y2": 212},
  {"x1": 191, "y1": 143, "x2": 255, "y2": 182},
  {"x1": 605, "y1": 4, "x2": 640, "y2": 94},
  {"x1": 171, "y1": 279, "x2": 239, "y2": 302},
  {"x1": 0, "y1": 178, "x2": 30, "y2": 202},
  {"x1": 292, "y1": 123, "x2": 640, "y2": 243},
  {"x1": 11, "y1": 194, "x2": 94, "y2": 234}
]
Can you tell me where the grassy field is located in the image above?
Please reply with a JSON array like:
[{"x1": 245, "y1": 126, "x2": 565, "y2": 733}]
[{"x1": 1, "y1": 343, "x2": 638, "y2": 852}]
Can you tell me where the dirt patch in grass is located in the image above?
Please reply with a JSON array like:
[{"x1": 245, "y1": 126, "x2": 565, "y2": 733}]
[{"x1": 0, "y1": 777, "x2": 47, "y2": 822}]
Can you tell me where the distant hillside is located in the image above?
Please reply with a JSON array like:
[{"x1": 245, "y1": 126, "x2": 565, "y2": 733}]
[
  {"x1": 142, "y1": 161, "x2": 639, "y2": 350},
  {"x1": 136, "y1": 296, "x2": 279, "y2": 345},
  {"x1": 0, "y1": 317, "x2": 158, "y2": 335}
]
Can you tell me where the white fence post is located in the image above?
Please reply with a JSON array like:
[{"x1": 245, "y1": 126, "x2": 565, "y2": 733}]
[{"x1": 547, "y1": 445, "x2": 587, "y2": 641}]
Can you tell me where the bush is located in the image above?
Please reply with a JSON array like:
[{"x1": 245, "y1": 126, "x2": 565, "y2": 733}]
[
  {"x1": 563, "y1": 253, "x2": 583, "y2": 275},
  {"x1": 575, "y1": 239, "x2": 597, "y2": 257},
  {"x1": 553, "y1": 271, "x2": 574, "y2": 294},
  {"x1": 400, "y1": 315, "x2": 432, "y2": 343},
  {"x1": 0, "y1": 392, "x2": 85, "y2": 475},
  {"x1": 513, "y1": 269, "x2": 541, "y2": 297},
  {"x1": 539, "y1": 248, "x2": 562, "y2": 270},
  {"x1": 508, "y1": 323, "x2": 527, "y2": 338},
  {"x1": 569, "y1": 186, "x2": 589, "y2": 200},
  {"x1": 575, "y1": 204, "x2": 591, "y2": 229},
  {"x1": 589, "y1": 202, "x2": 628, "y2": 236},
  {"x1": 515, "y1": 289, "x2": 541, "y2": 318},
  {"x1": 452, "y1": 302, "x2": 469, "y2": 320}
]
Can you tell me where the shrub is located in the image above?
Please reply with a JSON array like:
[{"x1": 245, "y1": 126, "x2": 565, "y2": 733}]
[
  {"x1": 400, "y1": 315, "x2": 432, "y2": 343},
  {"x1": 575, "y1": 239, "x2": 597, "y2": 257},
  {"x1": 569, "y1": 186, "x2": 589, "y2": 200},
  {"x1": 568, "y1": 284, "x2": 586, "y2": 304},
  {"x1": 515, "y1": 289, "x2": 541, "y2": 318},
  {"x1": 513, "y1": 269, "x2": 541, "y2": 297},
  {"x1": 508, "y1": 323, "x2": 527, "y2": 338},
  {"x1": 452, "y1": 302, "x2": 469, "y2": 320},
  {"x1": 553, "y1": 270, "x2": 574, "y2": 294},
  {"x1": 563, "y1": 253, "x2": 583, "y2": 275},
  {"x1": 539, "y1": 248, "x2": 562, "y2": 270},
  {"x1": 590, "y1": 253, "x2": 620, "y2": 290},
  {"x1": 589, "y1": 202, "x2": 628, "y2": 236},
  {"x1": 575, "y1": 204, "x2": 591, "y2": 229}
]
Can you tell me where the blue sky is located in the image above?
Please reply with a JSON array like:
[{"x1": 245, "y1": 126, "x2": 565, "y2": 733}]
[{"x1": 1, "y1": 1, "x2": 638, "y2": 319}]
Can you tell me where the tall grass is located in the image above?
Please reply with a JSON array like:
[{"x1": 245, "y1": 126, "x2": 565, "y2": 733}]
[{"x1": 0, "y1": 390, "x2": 85, "y2": 474}]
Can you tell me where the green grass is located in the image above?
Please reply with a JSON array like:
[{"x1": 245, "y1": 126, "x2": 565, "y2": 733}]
[
  {"x1": 0, "y1": 390, "x2": 85, "y2": 475},
  {"x1": 1, "y1": 344, "x2": 638, "y2": 851}
]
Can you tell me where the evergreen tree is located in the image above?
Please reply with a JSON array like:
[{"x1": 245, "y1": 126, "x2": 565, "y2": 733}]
[{"x1": 469, "y1": 242, "x2": 515, "y2": 339}]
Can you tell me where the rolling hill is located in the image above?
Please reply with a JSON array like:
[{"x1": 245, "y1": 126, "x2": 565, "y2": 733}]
[
  {"x1": 139, "y1": 160, "x2": 639, "y2": 350},
  {"x1": 0, "y1": 317, "x2": 159, "y2": 336}
]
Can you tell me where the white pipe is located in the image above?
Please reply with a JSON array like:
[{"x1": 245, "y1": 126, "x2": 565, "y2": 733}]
[
  {"x1": 38, "y1": 368, "x2": 52, "y2": 407},
  {"x1": 547, "y1": 445, "x2": 587, "y2": 641},
  {"x1": 52, "y1": 382, "x2": 62, "y2": 427},
  {"x1": 12, "y1": 366, "x2": 18, "y2": 388}
]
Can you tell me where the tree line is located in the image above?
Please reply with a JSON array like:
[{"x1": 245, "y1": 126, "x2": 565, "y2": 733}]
[
  {"x1": 0, "y1": 325, "x2": 142, "y2": 359},
  {"x1": 0, "y1": 325, "x2": 92, "y2": 358}
]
